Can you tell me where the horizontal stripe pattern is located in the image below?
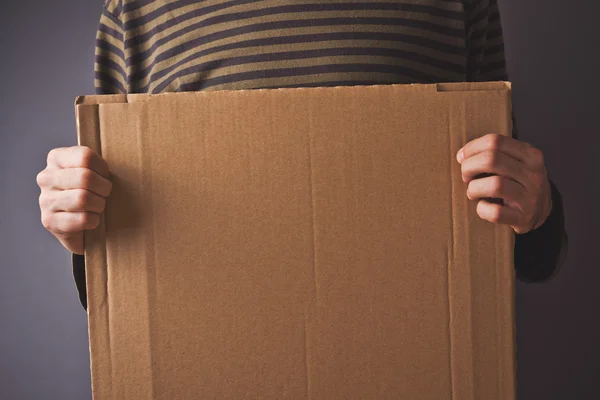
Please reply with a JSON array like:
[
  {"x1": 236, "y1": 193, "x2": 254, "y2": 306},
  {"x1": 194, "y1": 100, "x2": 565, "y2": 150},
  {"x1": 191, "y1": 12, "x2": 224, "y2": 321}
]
[
  {"x1": 143, "y1": 40, "x2": 466, "y2": 93},
  {"x1": 179, "y1": 62, "x2": 441, "y2": 92},
  {"x1": 96, "y1": 0, "x2": 508, "y2": 94},
  {"x1": 125, "y1": 1, "x2": 466, "y2": 39}
]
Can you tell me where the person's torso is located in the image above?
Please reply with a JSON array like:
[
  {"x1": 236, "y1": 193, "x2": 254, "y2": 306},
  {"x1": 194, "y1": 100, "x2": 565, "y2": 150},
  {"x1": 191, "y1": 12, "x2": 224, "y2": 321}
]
[{"x1": 111, "y1": 0, "x2": 469, "y2": 93}]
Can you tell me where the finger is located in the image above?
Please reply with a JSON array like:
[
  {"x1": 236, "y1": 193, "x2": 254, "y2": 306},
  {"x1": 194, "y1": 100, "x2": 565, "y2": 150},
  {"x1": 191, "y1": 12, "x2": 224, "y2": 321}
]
[
  {"x1": 466, "y1": 175, "x2": 524, "y2": 209},
  {"x1": 458, "y1": 133, "x2": 530, "y2": 165},
  {"x1": 42, "y1": 212, "x2": 101, "y2": 235},
  {"x1": 47, "y1": 146, "x2": 110, "y2": 178},
  {"x1": 49, "y1": 168, "x2": 112, "y2": 197},
  {"x1": 460, "y1": 150, "x2": 526, "y2": 185},
  {"x1": 46, "y1": 189, "x2": 107, "y2": 214},
  {"x1": 476, "y1": 200, "x2": 522, "y2": 227}
]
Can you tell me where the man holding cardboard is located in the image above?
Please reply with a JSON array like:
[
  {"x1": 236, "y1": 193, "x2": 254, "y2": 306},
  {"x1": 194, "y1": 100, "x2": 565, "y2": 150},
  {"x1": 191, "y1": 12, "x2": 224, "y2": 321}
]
[
  {"x1": 34, "y1": 1, "x2": 568, "y2": 398},
  {"x1": 36, "y1": 0, "x2": 567, "y2": 307}
]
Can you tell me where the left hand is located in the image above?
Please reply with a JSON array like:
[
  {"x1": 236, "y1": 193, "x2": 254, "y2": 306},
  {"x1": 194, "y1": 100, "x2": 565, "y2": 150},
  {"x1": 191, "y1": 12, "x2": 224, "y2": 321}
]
[{"x1": 456, "y1": 133, "x2": 553, "y2": 234}]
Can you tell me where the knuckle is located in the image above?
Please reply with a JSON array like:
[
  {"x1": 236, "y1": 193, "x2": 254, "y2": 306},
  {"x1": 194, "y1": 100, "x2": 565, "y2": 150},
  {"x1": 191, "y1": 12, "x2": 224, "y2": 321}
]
[
  {"x1": 82, "y1": 213, "x2": 100, "y2": 229},
  {"x1": 485, "y1": 133, "x2": 502, "y2": 151},
  {"x1": 36, "y1": 171, "x2": 44, "y2": 186},
  {"x1": 41, "y1": 213, "x2": 53, "y2": 230},
  {"x1": 36, "y1": 170, "x2": 49, "y2": 187},
  {"x1": 492, "y1": 176, "x2": 504, "y2": 194},
  {"x1": 46, "y1": 148, "x2": 59, "y2": 165},
  {"x1": 478, "y1": 201, "x2": 500, "y2": 223},
  {"x1": 78, "y1": 212, "x2": 90, "y2": 227},
  {"x1": 466, "y1": 181, "x2": 479, "y2": 199},
  {"x1": 460, "y1": 163, "x2": 470, "y2": 181},
  {"x1": 485, "y1": 150, "x2": 498, "y2": 167},
  {"x1": 62, "y1": 219, "x2": 82, "y2": 233},
  {"x1": 466, "y1": 184, "x2": 473, "y2": 199},
  {"x1": 528, "y1": 146, "x2": 544, "y2": 165},
  {"x1": 488, "y1": 207, "x2": 502, "y2": 223},
  {"x1": 78, "y1": 169, "x2": 94, "y2": 188},
  {"x1": 39, "y1": 193, "x2": 51, "y2": 209},
  {"x1": 73, "y1": 190, "x2": 90, "y2": 209},
  {"x1": 487, "y1": 150, "x2": 500, "y2": 167},
  {"x1": 78, "y1": 146, "x2": 95, "y2": 167}
]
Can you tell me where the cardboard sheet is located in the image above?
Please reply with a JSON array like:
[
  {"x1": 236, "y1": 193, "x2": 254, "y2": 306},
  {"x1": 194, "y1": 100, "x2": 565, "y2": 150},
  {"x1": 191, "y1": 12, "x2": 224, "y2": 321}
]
[{"x1": 76, "y1": 82, "x2": 516, "y2": 400}]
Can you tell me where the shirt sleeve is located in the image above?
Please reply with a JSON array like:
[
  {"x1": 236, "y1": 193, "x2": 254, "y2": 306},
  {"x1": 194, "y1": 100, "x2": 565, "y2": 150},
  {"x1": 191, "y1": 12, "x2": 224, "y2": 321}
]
[
  {"x1": 465, "y1": 0, "x2": 568, "y2": 282},
  {"x1": 73, "y1": 2, "x2": 127, "y2": 311}
]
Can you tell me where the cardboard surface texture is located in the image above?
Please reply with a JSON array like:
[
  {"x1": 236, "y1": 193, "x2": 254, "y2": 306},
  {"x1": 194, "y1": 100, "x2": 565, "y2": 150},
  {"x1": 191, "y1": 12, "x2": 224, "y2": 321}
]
[{"x1": 75, "y1": 82, "x2": 516, "y2": 400}]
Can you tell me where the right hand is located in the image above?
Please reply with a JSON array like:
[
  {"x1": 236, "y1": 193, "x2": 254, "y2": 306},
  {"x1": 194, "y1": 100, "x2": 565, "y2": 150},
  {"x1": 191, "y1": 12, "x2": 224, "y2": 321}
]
[{"x1": 36, "y1": 146, "x2": 112, "y2": 255}]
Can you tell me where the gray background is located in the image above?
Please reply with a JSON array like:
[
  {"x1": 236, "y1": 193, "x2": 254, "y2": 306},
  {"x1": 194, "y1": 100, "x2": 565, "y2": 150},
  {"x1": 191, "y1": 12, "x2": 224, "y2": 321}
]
[{"x1": 1, "y1": 1, "x2": 598, "y2": 399}]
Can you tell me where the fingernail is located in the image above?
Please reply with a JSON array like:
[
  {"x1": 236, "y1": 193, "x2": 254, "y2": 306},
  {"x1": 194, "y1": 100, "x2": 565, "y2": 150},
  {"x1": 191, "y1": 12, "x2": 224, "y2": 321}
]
[{"x1": 456, "y1": 149, "x2": 464, "y2": 163}]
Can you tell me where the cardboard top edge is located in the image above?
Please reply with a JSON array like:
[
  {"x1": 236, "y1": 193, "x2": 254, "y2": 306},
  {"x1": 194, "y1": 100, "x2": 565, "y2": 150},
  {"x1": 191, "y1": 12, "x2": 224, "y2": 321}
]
[
  {"x1": 74, "y1": 81, "x2": 511, "y2": 105},
  {"x1": 436, "y1": 81, "x2": 511, "y2": 92},
  {"x1": 75, "y1": 94, "x2": 128, "y2": 106}
]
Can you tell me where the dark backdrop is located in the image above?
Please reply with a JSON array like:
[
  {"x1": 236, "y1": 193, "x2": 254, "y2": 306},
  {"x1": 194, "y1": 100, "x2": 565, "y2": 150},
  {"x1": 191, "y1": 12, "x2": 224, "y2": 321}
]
[{"x1": 1, "y1": 1, "x2": 598, "y2": 399}]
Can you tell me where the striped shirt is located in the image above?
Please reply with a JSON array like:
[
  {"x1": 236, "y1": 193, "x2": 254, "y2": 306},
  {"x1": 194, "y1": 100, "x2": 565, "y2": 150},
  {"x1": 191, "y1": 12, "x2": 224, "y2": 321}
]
[
  {"x1": 72, "y1": 0, "x2": 568, "y2": 309},
  {"x1": 95, "y1": 0, "x2": 508, "y2": 93}
]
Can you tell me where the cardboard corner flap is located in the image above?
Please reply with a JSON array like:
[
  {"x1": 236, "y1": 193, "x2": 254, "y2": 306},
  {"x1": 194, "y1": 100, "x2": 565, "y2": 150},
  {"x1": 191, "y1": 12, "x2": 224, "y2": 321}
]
[{"x1": 76, "y1": 82, "x2": 516, "y2": 400}]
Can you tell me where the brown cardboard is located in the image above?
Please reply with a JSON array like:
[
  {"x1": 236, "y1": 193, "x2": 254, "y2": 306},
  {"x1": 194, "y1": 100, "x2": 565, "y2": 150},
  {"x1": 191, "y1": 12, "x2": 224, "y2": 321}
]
[{"x1": 75, "y1": 82, "x2": 516, "y2": 400}]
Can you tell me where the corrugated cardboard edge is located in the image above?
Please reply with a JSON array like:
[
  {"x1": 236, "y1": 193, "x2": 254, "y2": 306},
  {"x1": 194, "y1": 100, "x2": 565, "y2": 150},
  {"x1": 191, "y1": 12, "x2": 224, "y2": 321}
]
[
  {"x1": 496, "y1": 83, "x2": 517, "y2": 400},
  {"x1": 74, "y1": 82, "x2": 511, "y2": 106},
  {"x1": 75, "y1": 95, "x2": 127, "y2": 400},
  {"x1": 436, "y1": 81, "x2": 511, "y2": 92},
  {"x1": 497, "y1": 81, "x2": 517, "y2": 400}
]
